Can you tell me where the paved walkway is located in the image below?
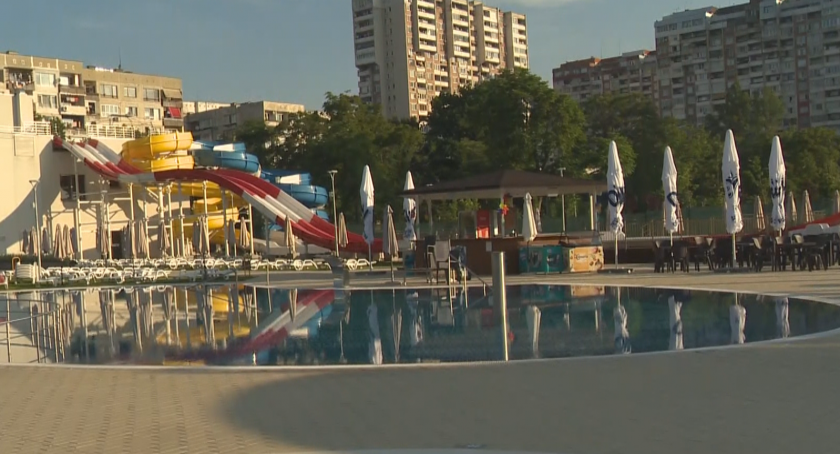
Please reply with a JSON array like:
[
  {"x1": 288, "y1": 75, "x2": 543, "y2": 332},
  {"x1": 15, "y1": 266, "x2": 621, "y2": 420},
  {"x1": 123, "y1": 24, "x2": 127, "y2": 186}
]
[{"x1": 2, "y1": 269, "x2": 840, "y2": 454}]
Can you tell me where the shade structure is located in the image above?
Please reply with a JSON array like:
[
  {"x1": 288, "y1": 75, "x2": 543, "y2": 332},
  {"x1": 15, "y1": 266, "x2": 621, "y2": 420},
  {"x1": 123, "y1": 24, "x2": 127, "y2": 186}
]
[
  {"x1": 662, "y1": 146, "x2": 679, "y2": 234},
  {"x1": 775, "y1": 297, "x2": 790, "y2": 339},
  {"x1": 382, "y1": 206, "x2": 399, "y2": 258},
  {"x1": 768, "y1": 136, "x2": 786, "y2": 232},
  {"x1": 801, "y1": 190, "x2": 814, "y2": 224},
  {"x1": 360, "y1": 165, "x2": 375, "y2": 246},
  {"x1": 400, "y1": 169, "x2": 606, "y2": 200},
  {"x1": 668, "y1": 295, "x2": 684, "y2": 351},
  {"x1": 786, "y1": 191, "x2": 797, "y2": 226},
  {"x1": 337, "y1": 212, "x2": 349, "y2": 248},
  {"x1": 730, "y1": 302, "x2": 746, "y2": 344},
  {"x1": 722, "y1": 129, "x2": 744, "y2": 235},
  {"x1": 522, "y1": 193, "x2": 537, "y2": 243},
  {"x1": 754, "y1": 196, "x2": 766, "y2": 232},
  {"x1": 285, "y1": 219, "x2": 297, "y2": 257},
  {"x1": 606, "y1": 141, "x2": 625, "y2": 234},
  {"x1": 367, "y1": 300, "x2": 383, "y2": 365},
  {"x1": 403, "y1": 171, "x2": 417, "y2": 243}
]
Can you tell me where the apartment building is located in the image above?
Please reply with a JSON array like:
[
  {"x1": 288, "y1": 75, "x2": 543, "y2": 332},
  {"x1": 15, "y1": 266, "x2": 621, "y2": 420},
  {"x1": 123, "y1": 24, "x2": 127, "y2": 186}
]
[
  {"x1": 351, "y1": 0, "x2": 529, "y2": 122},
  {"x1": 0, "y1": 50, "x2": 184, "y2": 138},
  {"x1": 181, "y1": 101, "x2": 231, "y2": 116},
  {"x1": 655, "y1": 0, "x2": 840, "y2": 130},
  {"x1": 185, "y1": 101, "x2": 305, "y2": 142},
  {"x1": 552, "y1": 50, "x2": 659, "y2": 104}
]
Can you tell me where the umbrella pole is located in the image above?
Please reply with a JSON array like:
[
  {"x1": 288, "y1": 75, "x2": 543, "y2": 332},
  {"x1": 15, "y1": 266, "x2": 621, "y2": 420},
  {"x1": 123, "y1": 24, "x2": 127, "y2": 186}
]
[
  {"x1": 248, "y1": 205, "x2": 255, "y2": 257},
  {"x1": 731, "y1": 233, "x2": 737, "y2": 269},
  {"x1": 369, "y1": 244, "x2": 373, "y2": 271},
  {"x1": 614, "y1": 235, "x2": 619, "y2": 268},
  {"x1": 166, "y1": 185, "x2": 174, "y2": 257},
  {"x1": 178, "y1": 183, "x2": 186, "y2": 258},
  {"x1": 221, "y1": 189, "x2": 230, "y2": 257}
]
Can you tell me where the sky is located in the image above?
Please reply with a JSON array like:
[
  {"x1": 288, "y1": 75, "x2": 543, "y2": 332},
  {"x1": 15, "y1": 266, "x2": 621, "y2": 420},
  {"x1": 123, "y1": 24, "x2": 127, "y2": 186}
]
[{"x1": 1, "y1": 0, "x2": 720, "y2": 110}]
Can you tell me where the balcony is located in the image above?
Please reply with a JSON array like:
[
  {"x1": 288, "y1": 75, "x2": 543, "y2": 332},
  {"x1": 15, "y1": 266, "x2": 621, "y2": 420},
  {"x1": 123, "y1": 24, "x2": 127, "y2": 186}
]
[
  {"x1": 59, "y1": 84, "x2": 86, "y2": 96},
  {"x1": 60, "y1": 105, "x2": 87, "y2": 116},
  {"x1": 163, "y1": 117, "x2": 184, "y2": 128}
]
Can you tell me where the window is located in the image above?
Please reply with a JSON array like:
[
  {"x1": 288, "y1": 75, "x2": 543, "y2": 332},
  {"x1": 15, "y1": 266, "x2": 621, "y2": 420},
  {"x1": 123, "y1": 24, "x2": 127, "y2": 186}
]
[
  {"x1": 124, "y1": 86, "x2": 137, "y2": 98},
  {"x1": 125, "y1": 106, "x2": 138, "y2": 117},
  {"x1": 37, "y1": 94, "x2": 57, "y2": 109},
  {"x1": 100, "y1": 84, "x2": 118, "y2": 98},
  {"x1": 144, "y1": 107, "x2": 160, "y2": 120},
  {"x1": 143, "y1": 88, "x2": 160, "y2": 101},
  {"x1": 100, "y1": 104, "x2": 120, "y2": 117},
  {"x1": 34, "y1": 72, "x2": 56, "y2": 86},
  {"x1": 59, "y1": 175, "x2": 86, "y2": 201}
]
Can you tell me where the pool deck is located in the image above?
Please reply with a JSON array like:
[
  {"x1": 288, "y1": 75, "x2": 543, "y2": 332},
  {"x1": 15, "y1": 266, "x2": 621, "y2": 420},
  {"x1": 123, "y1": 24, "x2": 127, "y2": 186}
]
[{"x1": 2, "y1": 268, "x2": 840, "y2": 454}]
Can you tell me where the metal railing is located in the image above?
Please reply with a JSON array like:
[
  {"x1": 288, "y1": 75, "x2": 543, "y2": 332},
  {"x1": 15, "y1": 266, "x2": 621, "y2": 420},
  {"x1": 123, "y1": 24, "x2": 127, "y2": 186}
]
[
  {"x1": 0, "y1": 121, "x2": 52, "y2": 136},
  {"x1": 1, "y1": 295, "x2": 72, "y2": 364}
]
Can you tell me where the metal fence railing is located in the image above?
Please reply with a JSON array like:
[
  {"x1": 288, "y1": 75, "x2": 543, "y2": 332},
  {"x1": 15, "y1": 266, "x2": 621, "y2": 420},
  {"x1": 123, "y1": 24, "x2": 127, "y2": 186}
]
[{"x1": 1, "y1": 294, "x2": 73, "y2": 364}]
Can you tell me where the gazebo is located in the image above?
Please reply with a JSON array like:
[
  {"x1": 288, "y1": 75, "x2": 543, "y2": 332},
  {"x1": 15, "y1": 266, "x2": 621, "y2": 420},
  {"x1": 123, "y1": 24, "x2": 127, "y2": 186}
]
[
  {"x1": 400, "y1": 169, "x2": 607, "y2": 276},
  {"x1": 401, "y1": 169, "x2": 606, "y2": 232}
]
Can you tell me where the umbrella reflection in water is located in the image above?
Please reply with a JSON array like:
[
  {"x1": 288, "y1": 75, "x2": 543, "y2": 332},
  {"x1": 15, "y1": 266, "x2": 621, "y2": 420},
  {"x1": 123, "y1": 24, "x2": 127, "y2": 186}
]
[
  {"x1": 367, "y1": 295, "x2": 382, "y2": 365},
  {"x1": 730, "y1": 296, "x2": 746, "y2": 345},
  {"x1": 775, "y1": 296, "x2": 790, "y2": 339},
  {"x1": 668, "y1": 295, "x2": 683, "y2": 351},
  {"x1": 613, "y1": 288, "x2": 631, "y2": 354},
  {"x1": 526, "y1": 305, "x2": 541, "y2": 359}
]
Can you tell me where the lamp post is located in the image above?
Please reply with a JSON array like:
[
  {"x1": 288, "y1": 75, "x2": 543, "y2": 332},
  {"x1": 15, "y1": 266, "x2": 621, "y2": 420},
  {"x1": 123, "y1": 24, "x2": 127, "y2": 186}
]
[
  {"x1": 29, "y1": 180, "x2": 42, "y2": 270},
  {"x1": 328, "y1": 169, "x2": 339, "y2": 256},
  {"x1": 559, "y1": 167, "x2": 567, "y2": 232}
]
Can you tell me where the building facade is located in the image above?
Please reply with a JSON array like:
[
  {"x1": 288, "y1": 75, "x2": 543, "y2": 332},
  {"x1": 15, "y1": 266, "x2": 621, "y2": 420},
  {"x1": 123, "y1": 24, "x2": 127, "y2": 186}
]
[
  {"x1": 351, "y1": 0, "x2": 529, "y2": 122},
  {"x1": 552, "y1": 50, "x2": 659, "y2": 104},
  {"x1": 0, "y1": 50, "x2": 184, "y2": 139},
  {"x1": 655, "y1": 0, "x2": 840, "y2": 130},
  {"x1": 184, "y1": 101, "x2": 305, "y2": 142}
]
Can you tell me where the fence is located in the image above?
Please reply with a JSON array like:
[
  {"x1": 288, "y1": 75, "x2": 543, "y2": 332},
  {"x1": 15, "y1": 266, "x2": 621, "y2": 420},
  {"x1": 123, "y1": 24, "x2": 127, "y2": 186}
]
[
  {"x1": 1, "y1": 293, "x2": 73, "y2": 364},
  {"x1": 0, "y1": 121, "x2": 52, "y2": 136}
]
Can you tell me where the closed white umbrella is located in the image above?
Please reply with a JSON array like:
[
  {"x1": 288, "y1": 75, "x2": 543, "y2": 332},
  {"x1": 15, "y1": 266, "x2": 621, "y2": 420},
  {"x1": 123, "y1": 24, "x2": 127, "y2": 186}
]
[
  {"x1": 754, "y1": 196, "x2": 766, "y2": 233},
  {"x1": 607, "y1": 141, "x2": 625, "y2": 266},
  {"x1": 367, "y1": 299, "x2": 382, "y2": 365},
  {"x1": 137, "y1": 220, "x2": 150, "y2": 259},
  {"x1": 41, "y1": 224, "x2": 52, "y2": 256},
  {"x1": 53, "y1": 224, "x2": 64, "y2": 259},
  {"x1": 201, "y1": 217, "x2": 211, "y2": 256},
  {"x1": 834, "y1": 190, "x2": 840, "y2": 215},
  {"x1": 668, "y1": 295, "x2": 683, "y2": 351},
  {"x1": 768, "y1": 136, "x2": 786, "y2": 233},
  {"x1": 801, "y1": 190, "x2": 814, "y2": 224},
  {"x1": 729, "y1": 300, "x2": 746, "y2": 345},
  {"x1": 383, "y1": 206, "x2": 400, "y2": 282},
  {"x1": 722, "y1": 129, "x2": 743, "y2": 267},
  {"x1": 285, "y1": 221, "x2": 297, "y2": 257},
  {"x1": 21, "y1": 230, "x2": 29, "y2": 255},
  {"x1": 192, "y1": 219, "x2": 202, "y2": 256},
  {"x1": 526, "y1": 305, "x2": 541, "y2": 358},
  {"x1": 522, "y1": 193, "x2": 537, "y2": 243},
  {"x1": 775, "y1": 296, "x2": 790, "y2": 339},
  {"x1": 226, "y1": 219, "x2": 237, "y2": 256},
  {"x1": 157, "y1": 219, "x2": 170, "y2": 258},
  {"x1": 786, "y1": 192, "x2": 797, "y2": 227},
  {"x1": 360, "y1": 165, "x2": 375, "y2": 268},
  {"x1": 238, "y1": 217, "x2": 251, "y2": 252},
  {"x1": 403, "y1": 171, "x2": 417, "y2": 244},
  {"x1": 337, "y1": 212, "x2": 349, "y2": 249},
  {"x1": 662, "y1": 147, "x2": 680, "y2": 241},
  {"x1": 64, "y1": 225, "x2": 73, "y2": 259}
]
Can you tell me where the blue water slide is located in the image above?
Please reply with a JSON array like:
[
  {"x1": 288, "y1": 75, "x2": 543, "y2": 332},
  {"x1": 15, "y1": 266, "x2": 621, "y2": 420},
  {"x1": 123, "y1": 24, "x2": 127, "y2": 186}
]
[
  {"x1": 193, "y1": 148, "x2": 261, "y2": 173},
  {"x1": 279, "y1": 184, "x2": 328, "y2": 209},
  {"x1": 261, "y1": 170, "x2": 312, "y2": 186}
]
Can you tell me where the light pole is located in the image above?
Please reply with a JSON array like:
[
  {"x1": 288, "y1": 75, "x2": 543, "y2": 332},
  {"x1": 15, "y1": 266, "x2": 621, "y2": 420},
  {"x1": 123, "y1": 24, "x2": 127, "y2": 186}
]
[
  {"x1": 559, "y1": 167, "x2": 567, "y2": 232},
  {"x1": 328, "y1": 169, "x2": 339, "y2": 256},
  {"x1": 29, "y1": 180, "x2": 42, "y2": 270}
]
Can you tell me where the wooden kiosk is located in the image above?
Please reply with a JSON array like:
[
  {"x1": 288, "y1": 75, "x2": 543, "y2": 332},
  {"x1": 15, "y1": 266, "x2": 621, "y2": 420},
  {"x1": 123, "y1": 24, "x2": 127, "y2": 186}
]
[{"x1": 401, "y1": 170, "x2": 607, "y2": 276}]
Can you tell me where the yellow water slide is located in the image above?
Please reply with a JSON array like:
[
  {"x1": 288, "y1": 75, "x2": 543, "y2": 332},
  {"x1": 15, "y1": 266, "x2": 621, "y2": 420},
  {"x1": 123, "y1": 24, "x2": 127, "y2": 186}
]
[{"x1": 120, "y1": 132, "x2": 248, "y2": 247}]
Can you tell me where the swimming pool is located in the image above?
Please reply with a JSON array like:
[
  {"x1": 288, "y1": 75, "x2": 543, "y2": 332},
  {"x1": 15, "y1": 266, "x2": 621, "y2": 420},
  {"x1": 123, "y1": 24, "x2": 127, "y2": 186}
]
[{"x1": 3, "y1": 284, "x2": 839, "y2": 366}]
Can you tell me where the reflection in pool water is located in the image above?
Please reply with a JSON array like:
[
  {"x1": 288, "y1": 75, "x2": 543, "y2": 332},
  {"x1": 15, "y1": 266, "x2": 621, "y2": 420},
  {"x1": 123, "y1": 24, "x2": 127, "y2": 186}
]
[{"x1": 3, "y1": 284, "x2": 840, "y2": 365}]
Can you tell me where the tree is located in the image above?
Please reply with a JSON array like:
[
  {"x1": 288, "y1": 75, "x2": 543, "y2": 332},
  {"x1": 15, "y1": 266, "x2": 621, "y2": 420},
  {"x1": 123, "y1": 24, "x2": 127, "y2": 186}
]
[{"x1": 779, "y1": 127, "x2": 840, "y2": 199}]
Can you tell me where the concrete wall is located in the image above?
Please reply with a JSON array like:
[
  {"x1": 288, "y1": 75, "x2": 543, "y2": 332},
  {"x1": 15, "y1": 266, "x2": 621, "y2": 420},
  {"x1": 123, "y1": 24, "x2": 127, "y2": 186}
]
[{"x1": 0, "y1": 134, "x2": 182, "y2": 259}]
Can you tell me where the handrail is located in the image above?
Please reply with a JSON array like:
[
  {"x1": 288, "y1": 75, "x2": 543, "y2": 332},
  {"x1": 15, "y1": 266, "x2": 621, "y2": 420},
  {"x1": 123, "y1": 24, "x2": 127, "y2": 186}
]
[{"x1": 449, "y1": 250, "x2": 491, "y2": 294}]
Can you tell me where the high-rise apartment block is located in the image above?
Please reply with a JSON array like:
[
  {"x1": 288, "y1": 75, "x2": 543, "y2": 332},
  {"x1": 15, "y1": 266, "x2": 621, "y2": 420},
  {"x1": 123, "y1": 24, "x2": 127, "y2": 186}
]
[
  {"x1": 655, "y1": 0, "x2": 840, "y2": 130},
  {"x1": 351, "y1": 0, "x2": 529, "y2": 122},
  {"x1": 0, "y1": 50, "x2": 183, "y2": 138},
  {"x1": 552, "y1": 50, "x2": 659, "y2": 104}
]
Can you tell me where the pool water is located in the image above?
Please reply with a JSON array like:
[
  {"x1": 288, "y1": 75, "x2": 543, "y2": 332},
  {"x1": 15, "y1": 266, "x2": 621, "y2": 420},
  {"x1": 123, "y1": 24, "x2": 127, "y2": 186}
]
[{"x1": 4, "y1": 284, "x2": 840, "y2": 366}]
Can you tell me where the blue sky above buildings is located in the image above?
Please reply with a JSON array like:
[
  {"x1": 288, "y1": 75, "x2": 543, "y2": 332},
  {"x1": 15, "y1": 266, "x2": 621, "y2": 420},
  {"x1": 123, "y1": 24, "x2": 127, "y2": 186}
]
[{"x1": 2, "y1": 0, "x2": 714, "y2": 109}]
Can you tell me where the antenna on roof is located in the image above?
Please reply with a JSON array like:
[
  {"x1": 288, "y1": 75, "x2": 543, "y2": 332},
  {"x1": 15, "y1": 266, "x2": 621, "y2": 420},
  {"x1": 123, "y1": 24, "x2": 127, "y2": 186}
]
[{"x1": 118, "y1": 47, "x2": 122, "y2": 71}]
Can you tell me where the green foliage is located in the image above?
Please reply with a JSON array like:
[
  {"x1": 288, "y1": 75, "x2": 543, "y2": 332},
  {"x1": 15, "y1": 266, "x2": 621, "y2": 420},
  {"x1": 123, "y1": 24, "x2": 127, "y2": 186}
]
[{"x1": 239, "y1": 68, "x2": 840, "y2": 223}]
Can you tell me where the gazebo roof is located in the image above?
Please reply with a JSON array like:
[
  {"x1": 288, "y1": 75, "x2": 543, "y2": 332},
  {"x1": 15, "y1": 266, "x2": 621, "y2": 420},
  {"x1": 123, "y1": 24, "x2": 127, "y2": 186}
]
[{"x1": 401, "y1": 169, "x2": 606, "y2": 201}]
